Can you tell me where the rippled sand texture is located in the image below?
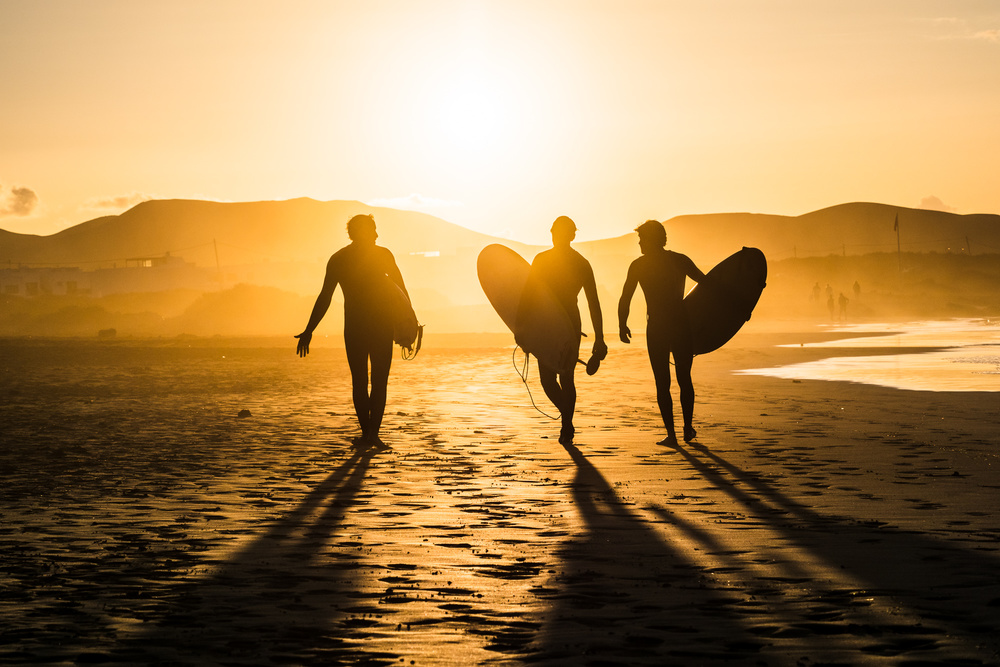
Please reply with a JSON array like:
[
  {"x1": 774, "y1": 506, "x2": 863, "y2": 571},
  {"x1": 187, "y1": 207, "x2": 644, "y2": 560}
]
[{"x1": 2, "y1": 335, "x2": 999, "y2": 665}]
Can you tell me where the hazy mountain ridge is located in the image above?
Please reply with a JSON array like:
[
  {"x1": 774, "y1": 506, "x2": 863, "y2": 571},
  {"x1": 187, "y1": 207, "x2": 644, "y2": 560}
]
[
  {"x1": 4, "y1": 198, "x2": 999, "y2": 269},
  {"x1": 5, "y1": 199, "x2": 999, "y2": 269},
  {"x1": 653, "y1": 203, "x2": 1000, "y2": 268},
  {"x1": 3, "y1": 199, "x2": 999, "y2": 337},
  {"x1": 0, "y1": 198, "x2": 538, "y2": 268}
]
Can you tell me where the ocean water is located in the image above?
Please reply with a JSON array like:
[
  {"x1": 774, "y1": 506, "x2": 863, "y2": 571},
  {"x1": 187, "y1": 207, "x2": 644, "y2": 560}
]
[{"x1": 739, "y1": 318, "x2": 1000, "y2": 392}]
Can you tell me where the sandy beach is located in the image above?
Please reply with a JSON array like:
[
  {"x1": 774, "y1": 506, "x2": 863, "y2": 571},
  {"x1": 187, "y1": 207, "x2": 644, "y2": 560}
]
[{"x1": 2, "y1": 326, "x2": 999, "y2": 665}]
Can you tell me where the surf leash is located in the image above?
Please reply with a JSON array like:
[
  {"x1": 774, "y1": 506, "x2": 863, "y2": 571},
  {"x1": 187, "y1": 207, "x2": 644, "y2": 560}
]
[
  {"x1": 401, "y1": 324, "x2": 424, "y2": 361},
  {"x1": 512, "y1": 346, "x2": 559, "y2": 420}
]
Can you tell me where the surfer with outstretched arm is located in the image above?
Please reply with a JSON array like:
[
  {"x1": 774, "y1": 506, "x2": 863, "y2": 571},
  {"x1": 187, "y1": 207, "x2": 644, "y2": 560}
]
[
  {"x1": 295, "y1": 214, "x2": 409, "y2": 448},
  {"x1": 521, "y1": 216, "x2": 607, "y2": 445},
  {"x1": 618, "y1": 220, "x2": 706, "y2": 446}
]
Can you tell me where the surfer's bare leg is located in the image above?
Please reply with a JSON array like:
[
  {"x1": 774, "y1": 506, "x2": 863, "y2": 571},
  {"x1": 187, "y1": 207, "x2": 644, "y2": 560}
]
[
  {"x1": 647, "y1": 333, "x2": 677, "y2": 442},
  {"x1": 538, "y1": 364, "x2": 564, "y2": 412},
  {"x1": 675, "y1": 351, "x2": 696, "y2": 442},
  {"x1": 345, "y1": 339, "x2": 371, "y2": 440},
  {"x1": 539, "y1": 364, "x2": 576, "y2": 443},
  {"x1": 367, "y1": 337, "x2": 392, "y2": 443},
  {"x1": 558, "y1": 371, "x2": 576, "y2": 443}
]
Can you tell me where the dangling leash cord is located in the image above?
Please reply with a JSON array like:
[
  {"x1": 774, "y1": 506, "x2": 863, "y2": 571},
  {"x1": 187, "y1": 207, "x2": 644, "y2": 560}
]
[
  {"x1": 512, "y1": 346, "x2": 560, "y2": 420},
  {"x1": 401, "y1": 324, "x2": 424, "y2": 361}
]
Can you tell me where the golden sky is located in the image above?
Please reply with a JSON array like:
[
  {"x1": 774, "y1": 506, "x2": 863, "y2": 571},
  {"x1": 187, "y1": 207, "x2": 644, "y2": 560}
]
[{"x1": 1, "y1": 0, "x2": 998, "y2": 243}]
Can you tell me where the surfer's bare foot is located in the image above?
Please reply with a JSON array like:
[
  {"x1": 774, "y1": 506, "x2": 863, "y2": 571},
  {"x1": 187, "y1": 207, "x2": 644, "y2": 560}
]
[
  {"x1": 657, "y1": 434, "x2": 679, "y2": 447},
  {"x1": 351, "y1": 433, "x2": 389, "y2": 450},
  {"x1": 368, "y1": 435, "x2": 390, "y2": 450},
  {"x1": 683, "y1": 425, "x2": 697, "y2": 443},
  {"x1": 558, "y1": 424, "x2": 575, "y2": 445}
]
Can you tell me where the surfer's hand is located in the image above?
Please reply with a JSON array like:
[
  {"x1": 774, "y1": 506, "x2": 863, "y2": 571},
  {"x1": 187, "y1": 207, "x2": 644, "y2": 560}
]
[
  {"x1": 619, "y1": 326, "x2": 631, "y2": 344},
  {"x1": 594, "y1": 338, "x2": 608, "y2": 360},
  {"x1": 295, "y1": 331, "x2": 312, "y2": 357}
]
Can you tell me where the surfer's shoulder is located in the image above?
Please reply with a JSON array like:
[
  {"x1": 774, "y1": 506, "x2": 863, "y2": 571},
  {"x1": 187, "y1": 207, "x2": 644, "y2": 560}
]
[{"x1": 664, "y1": 249, "x2": 695, "y2": 266}]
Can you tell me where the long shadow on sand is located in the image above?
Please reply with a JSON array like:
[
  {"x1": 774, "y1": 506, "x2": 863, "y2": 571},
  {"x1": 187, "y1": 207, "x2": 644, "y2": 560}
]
[
  {"x1": 529, "y1": 442, "x2": 764, "y2": 664},
  {"x1": 652, "y1": 442, "x2": 1000, "y2": 661},
  {"x1": 113, "y1": 445, "x2": 398, "y2": 665}
]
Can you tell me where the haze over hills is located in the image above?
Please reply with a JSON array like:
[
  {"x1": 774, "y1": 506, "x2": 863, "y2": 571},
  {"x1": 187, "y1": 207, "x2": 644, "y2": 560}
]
[
  {"x1": 2, "y1": 198, "x2": 999, "y2": 336},
  {"x1": 0, "y1": 198, "x2": 536, "y2": 272},
  {"x1": 661, "y1": 203, "x2": 1000, "y2": 266},
  {"x1": 4, "y1": 199, "x2": 998, "y2": 270}
]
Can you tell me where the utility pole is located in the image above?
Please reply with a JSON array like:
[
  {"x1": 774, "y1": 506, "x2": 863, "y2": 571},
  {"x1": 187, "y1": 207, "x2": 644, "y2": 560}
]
[{"x1": 894, "y1": 212, "x2": 901, "y2": 272}]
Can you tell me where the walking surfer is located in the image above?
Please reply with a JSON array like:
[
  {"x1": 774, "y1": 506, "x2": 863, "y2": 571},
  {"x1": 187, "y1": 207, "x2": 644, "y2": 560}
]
[
  {"x1": 296, "y1": 214, "x2": 409, "y2": 448},
  {"x1": 520, "y1": 216, "x2": 606, "y2": 445},
  {"x1": 618, "y1": 220, "x2": 706, "y2": 446}
]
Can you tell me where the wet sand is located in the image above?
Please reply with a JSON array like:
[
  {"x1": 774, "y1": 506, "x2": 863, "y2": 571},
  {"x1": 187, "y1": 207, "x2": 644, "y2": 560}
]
[{"x1": 1, "y1": 330, "x2": 999, "y2": 665}]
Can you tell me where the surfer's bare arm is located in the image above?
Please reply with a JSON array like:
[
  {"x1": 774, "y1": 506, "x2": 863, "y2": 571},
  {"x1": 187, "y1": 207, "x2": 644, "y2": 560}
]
[
  {"x1": 582, "y1": 263, "x2": 606, "y2": 354},
  {"x1": 383, "y1": 249, "x2": 409, "y2": 299},
  {"x1": 687, "y1": 264, "x2": 708, "y2": 285},
  {"x1": 296, "y1": 257, "x2": 339, "y2": 357},
  {"x1": 618, "y1": 262, "x2": 639, "y2": 344}
]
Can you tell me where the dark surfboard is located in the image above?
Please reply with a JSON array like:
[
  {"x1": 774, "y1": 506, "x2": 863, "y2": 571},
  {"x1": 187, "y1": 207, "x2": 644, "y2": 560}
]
[
  {"x1": 684, "y1": 247, "x2": 767, "y2": 355},
  {"x1": 477, "y1": 244, "x2": 578, "y2": 372}
]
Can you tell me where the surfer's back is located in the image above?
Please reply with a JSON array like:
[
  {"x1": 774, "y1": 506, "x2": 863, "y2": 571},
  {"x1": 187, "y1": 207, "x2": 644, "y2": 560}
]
[
  {"x1": 326, "y1": 243, "x2": 397, "y2": 311},
  {"x1": 529, "y1": 247, "x2": 593, "y2": 315},
  {"x1": 632, "y1": 250, "x2": 700, "y2": 314}
]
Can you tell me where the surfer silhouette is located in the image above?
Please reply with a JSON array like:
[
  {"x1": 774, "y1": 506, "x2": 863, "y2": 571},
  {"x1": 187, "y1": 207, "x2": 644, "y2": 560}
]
[
  {"x1": 296, "y1": 214, "x2": 409, "y2": 448},
  {"x1": 618, "y1": 220, "x2": 706, "y2": 446},
  {"x1": 521, "y1": 216, "x2": 606, "y2": 445}
]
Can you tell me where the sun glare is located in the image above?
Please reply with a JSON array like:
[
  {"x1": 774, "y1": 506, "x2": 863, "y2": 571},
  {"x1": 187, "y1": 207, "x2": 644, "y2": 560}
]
[
  {"x1": 436, "y1": 72, "x2": 510, "y2": 153},
  {"x1": 418, "y1": 61, "x2": 521, "y2": 169}
]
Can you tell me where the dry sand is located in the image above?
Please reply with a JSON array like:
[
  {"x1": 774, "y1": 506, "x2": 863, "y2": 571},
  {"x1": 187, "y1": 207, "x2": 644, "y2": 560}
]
[{"x1": 1, "y1": 328, "x2": 999, "y2": 665}]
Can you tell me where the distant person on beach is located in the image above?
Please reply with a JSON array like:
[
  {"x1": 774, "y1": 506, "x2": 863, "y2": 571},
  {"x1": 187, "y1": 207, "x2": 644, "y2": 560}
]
[
  {"x1": 296, "y1": 214, "x2": 409, "y2": 448},
  {"x1": 811, "y1": 282, "x2": 821, "y2": 302},
  {"x1": 853, "y1": 280, "x2": 861, "y2": 301},
  {"x1": 520, "y1": 216, "x2": 606, "y2": 445},
  {"x1": 827, "y1": 293, "x2": 835, "y2": 320},
  {"x1": 839, "y1": 292, "x2": 849, "y2": 320},
  {"x1": 618, "y1": 220, "x2": 707, "y2": 446}
]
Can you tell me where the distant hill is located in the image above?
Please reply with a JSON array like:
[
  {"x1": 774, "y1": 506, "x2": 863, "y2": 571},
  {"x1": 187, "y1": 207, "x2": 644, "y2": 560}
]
[
  {"x1": 0, "y1": 198, "x2": 541, "y2": 310},
  {"x1": 628, "y1": 202, "x2": 1000, "y2": 268},
  {"x1": 5, "y1": 198, "x2": 999, "y2": 269},
  {"x1": 0, "y1": 198, "x2": 536, "y2": 269},
  {"x1": 5, "y1": 199, "x2": 999, "y2": 270},
  {"x1": 2, "y1": 199, "x2": 999, "y2": 336}
]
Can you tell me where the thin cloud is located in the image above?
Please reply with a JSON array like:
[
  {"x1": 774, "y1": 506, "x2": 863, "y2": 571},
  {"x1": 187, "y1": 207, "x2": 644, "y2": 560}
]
[
  {"x1": 365, "y1": 193, "x2": 464, "y2": 212},
  {"x1": 0, "y1": 184, "x2": 39, "y2": 216},
  {"x1": 84, "y1": 191, "x2": 155, "y2": 212},
  {"x1": 923, "y1": 17, "x2": 1000, "y2": 42},
  {"x1": 919, "y1": 195, "x2": 958, "y2": 214}
]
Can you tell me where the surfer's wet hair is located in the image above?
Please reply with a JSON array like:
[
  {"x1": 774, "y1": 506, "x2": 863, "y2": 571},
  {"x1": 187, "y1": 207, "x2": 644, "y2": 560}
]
[
  {"x1": 347, "y1": 214, "x2": 376, "y2": 240},
  {"x1": 551, "y1": 216, "x2": 577, "y2": 233},
  {"x1": 636, "y1": 219, "x2": 666, "y2": 247}
]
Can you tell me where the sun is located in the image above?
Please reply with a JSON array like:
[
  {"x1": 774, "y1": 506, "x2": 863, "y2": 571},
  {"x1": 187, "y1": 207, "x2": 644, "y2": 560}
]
[
  {"x1": 436, "y1": 72, "x2": 510, "y2": 153},
  {"x1": 417, "y1": 60, "x2": 524, "y2": 171}
]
